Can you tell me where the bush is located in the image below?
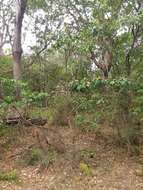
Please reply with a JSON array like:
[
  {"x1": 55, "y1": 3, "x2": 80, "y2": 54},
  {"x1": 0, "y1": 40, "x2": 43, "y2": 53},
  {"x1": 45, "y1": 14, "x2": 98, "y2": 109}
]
[
  {"x1": 23, "y1": 148, "x2": 57, "y2": 167},
  {"x1": 79, "y1": 162, "x2": 92, "y2": 176},
  {"x1": 0, "y1": 56, "x2": 13, "y2": 78},
  {"x1": 51, "y1": 95, "x2": 74, "y2": 126},
  {"x1": 0, "y1": 170, "x2": 19, "y2": 181},
  {"x1": 24, "y1": 148, "x2": 43, "y2": 166},
  {"x1": 74, "y1": 113, "x2": 99, "y2": 132}
]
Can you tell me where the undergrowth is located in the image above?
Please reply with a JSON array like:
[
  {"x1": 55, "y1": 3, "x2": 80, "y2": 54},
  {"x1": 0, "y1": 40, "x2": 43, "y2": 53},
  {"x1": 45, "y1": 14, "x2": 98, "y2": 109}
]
[{"x1": 0, "y1": 170, "x2": 19, "y2": 182}]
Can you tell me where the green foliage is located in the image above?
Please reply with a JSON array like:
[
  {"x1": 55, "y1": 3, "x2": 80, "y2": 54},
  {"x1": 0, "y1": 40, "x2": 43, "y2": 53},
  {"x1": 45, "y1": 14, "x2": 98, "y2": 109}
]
[
  {"x1": 23, "y1": 60, "x2": 65, "y2": 93},
  {"x1": 80, "y1": 149, "x2": 96, "y2": 160},
  {"x1": 70, "y1": 77, "x2": 133, "y2": 93},
  {"x1": 0, "y1": 56, "x2": 13, "y2": 78},
  {"x1": 23, "y1": 148, "x2": 56, "y2": 167},
  {"x1": 73, "y1": 96, "x2": 96, "y2": 111},
  {"x1": 75, "y1": 114, "x2": 99, "y2": 132},
  {"x1": 40, "y1": 151, "x2": 57, "y2": 168},
  {"x1": 0, "y1": 170, "x2": 19, "y2": 181},
  {"x1": 0, "y1": 78, "x2": 49, "y2": 112},
  {"x1": 75, "y1": 114, "x2": 86, "y2": 127},
  {"x1": 0, "y1": 0, "x2": 142, "y2": 157},
  {"x1": 51, "y1": 95, "x2": 74, "y2": 126},
  {"x1": 70, "y1": 78, "x2": 91, "y2": 93},
  {"x1": 79, "y1": 162, "x2": 92, "y2": 176},
  {"x1": 0, "y1": 125, "x2": 8, "y2": 137},
  {"x1": 0, "y1": 56, "x2": 12, "y2": 65},
  {"x1": 26, "y1": 148, "x2": 43, "y2": 166},
  {"x1": 132, "y1": 85, "x2": 143, "y2": 121}
]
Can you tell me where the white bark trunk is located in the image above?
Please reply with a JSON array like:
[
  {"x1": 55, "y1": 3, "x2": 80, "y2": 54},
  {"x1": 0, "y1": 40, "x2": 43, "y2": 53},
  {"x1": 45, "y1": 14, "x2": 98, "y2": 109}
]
[
  {"x1": 12, "y1": 0, "x2": 27, "y2": 80},
  {"x1": 12, "y1": 0, "x2": 27, "y2": 98}
]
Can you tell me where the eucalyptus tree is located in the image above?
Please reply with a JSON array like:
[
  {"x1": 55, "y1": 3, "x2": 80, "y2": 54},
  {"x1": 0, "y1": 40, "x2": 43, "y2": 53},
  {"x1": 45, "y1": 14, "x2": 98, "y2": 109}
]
[
  {"x1": 12, "y1": 0, "x2": 27, "y2": 82},
  {"x1": 0, "y1": 0, "x2": 14, "y2": 55},
  {"x1": 55, "y1": 0, "x2": 143, "y2": 79},
  {"x1": 12, "y1": 0, "x2": 27, "y2": 99}
]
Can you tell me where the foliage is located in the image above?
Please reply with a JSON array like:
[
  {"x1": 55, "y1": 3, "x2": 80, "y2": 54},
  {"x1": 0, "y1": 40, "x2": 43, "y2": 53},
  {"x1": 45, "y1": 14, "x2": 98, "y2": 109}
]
[
  {"x1": 0, "y1": 78, "x2": 48, "y2": 106},
  {"x1": 51, "y1": 95, "x2": 74, "y2": 126},
  {"x1": 26, "y1": 148, "x2": 43, "y2": 166},
  {"x1": 79, "y1": 162, "x2": 92, "y2": 176},
  {"x1": 80, "y1": 149, "x2": 96, "y2": 160},
  {"x1": 0, "y1": 56, "x2": 13, "y2": 78},
  {"x1": 0, "y1": 0, "x2": 143, "y2": 156},
  {"x1": 70, "y1": 77, "x2": 133, "y2": 93},
  {"x1": 23, "y1": 148, "x2": 56, "y2": 167},
  {"x1": 75, "y1": 114, "x2": 98, "y2": 132},
  {"x1": 0, "y1": 170, "x2": 19, "y2": 181}
]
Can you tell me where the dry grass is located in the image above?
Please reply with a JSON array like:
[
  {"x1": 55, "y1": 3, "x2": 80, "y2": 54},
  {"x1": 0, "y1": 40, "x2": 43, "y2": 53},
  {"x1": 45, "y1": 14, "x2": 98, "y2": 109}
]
[{"x1": 0, "y1": 125, "x2": 142, "y2": 190}]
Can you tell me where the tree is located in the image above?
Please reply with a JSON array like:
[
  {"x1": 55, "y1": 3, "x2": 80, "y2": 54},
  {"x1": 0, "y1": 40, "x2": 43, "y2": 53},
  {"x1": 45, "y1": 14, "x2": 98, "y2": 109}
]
[
  {"x1": 58, "y1": 0, "x2": 143, "y2": 79},
  {"x1": 12, "y1": 0, "x2": 27, "y2": 81},
  {"x1": 0, "y1": 0, "x2": 14, "y2": 56},
  {"x1": 12, "y1": 0, "x2": 27, "y2": 98}
]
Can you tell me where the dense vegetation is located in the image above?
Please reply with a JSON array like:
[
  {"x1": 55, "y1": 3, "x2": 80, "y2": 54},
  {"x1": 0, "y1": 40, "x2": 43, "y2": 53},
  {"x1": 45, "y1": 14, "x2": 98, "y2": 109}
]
[{"x1": 0, "y1": 0, "x2": 143, "y2": 189}]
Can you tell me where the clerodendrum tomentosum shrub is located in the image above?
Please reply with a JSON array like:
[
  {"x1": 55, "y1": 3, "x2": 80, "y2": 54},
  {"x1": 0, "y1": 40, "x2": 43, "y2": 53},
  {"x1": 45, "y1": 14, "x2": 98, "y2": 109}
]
[{"x1": 0, "y1": 78, "x2": 49, "y2": 118}]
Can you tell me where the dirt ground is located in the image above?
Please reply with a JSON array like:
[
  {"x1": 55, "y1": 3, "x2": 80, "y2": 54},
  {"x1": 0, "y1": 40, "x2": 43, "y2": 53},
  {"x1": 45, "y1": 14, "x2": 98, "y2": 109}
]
[{"x1": 0, "y1": 126, "x2": 143, "y2": 190}]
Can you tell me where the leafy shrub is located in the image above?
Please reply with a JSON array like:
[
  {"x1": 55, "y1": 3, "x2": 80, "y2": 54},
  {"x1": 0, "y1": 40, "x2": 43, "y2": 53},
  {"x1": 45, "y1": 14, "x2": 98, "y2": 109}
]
[
  {"x1": 0, "y1": 78, "x2": 49, "y2": 121},
  {"x1": 23, "y1": 148, "x2": 57, "y2": 167},
  {"x1": 40, "y1": 151, "x2": 57, "y2": 168},
  {"x1": 75, "y1": 114, "x2": 99, "y2": 132},
  {"x1": 0, "y1": 56, "x2": 13, "y2": 78},
  {"x1": 79, "y1": 162, "x2": 92, "y2": 176},
  {"x1": 25, "y1": 148, "x2": 43, "y2": 166},
  {"x1": 80, "y1": 149, "x2": 96, "y2": 160},
  {"x1": 51, "y1": 95, "x2": 74, "y2": 126},
  {"x1": 0, "y1": 170, "x2": 19, "y2": 181}
]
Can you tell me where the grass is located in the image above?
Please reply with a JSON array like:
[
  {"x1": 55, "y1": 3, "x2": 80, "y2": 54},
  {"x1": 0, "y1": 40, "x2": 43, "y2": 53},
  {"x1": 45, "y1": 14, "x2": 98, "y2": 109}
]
[
  {"x1": 80, "y1": 149, "x2": 96, "y2": 160},
  {"x1": 22, "y1": 148, "x2": 57, "y2": 167},
  {"x1": 0, "y1": 170, "x2": 19, "y2": 182},
  {"x1": 79, "y1": 162, "x2": 93, "y2": 176},
  {"x1": 0, "y1": 125, "x2": 8, "y2": 137},
  {"x1": 24, "y1": 148, "x2": 43, "y2": 166}
]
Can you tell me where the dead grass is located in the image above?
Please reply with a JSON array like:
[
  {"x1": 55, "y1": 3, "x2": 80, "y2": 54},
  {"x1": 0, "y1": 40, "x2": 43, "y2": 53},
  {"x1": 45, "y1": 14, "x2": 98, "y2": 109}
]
[{"x1": 0, "y1": 124, "x2": 142, "y2": 190}]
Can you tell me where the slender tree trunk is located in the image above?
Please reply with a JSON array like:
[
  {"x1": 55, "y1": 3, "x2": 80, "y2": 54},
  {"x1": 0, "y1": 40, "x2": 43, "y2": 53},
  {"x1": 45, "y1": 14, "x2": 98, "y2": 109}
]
[
  {"x1": 12, "y1": 0, "x2": 27, "y2": 98},
  {"x1": 103, "y1": 70, "x2": 109, "y2": 79},
  {"x1": 0, "y1": 33, "x2": 4, "y2": 56},
  {"x1": 0, "y1": 46, "x2": 4, "y2": 56}
]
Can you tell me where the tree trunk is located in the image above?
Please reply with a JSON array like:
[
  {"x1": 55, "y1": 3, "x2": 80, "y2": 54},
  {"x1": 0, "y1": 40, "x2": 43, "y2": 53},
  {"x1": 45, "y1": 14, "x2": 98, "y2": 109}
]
[
  {"x1": 12, "y1": 0, "x2": 27, "y2": 98},
  {"x1": 90, "y1": 50, "x2": 113, "y2": 80},
  {"x1": 103, "y1": 69, "x2": 109, "y2": 79},
  {"x1": 0, "y1": 46, "x2": 4, "y2": 56},
  {"x1": 0, "y1": 33, "x2": 4, "y2": 56}
]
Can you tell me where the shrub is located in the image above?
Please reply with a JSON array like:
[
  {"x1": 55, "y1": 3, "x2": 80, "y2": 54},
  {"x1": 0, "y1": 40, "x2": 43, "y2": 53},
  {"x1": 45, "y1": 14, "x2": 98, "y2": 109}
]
[
  {"x1": 0, "y1": 56, "x2": 13, "y2": 78},
  {"x1": 79, "y1": 162, "x2": 92, "y2": 176},
  {"x1": 25, "y1": 148, "x2": 43, "y2": 166},
  {"x1": 51, "y1": 95, "x2": 74, "y2": 126},
  {"x1": 0, "y1": 170, "x2": 19, "y2": 181},
  {"x1": 23, "y1": 148, "x2": 57, "y2": 167}
]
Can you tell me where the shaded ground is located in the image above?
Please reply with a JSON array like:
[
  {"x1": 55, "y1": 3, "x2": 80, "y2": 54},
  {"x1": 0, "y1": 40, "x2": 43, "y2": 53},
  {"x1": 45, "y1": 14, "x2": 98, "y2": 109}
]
[{"x1": 0, "y1": 125, "x2": 143, "y2": 190}]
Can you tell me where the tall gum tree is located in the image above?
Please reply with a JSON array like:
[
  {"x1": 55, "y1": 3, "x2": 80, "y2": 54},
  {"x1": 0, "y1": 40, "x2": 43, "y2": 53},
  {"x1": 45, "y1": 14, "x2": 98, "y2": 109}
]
[
  {"x1": 12, "y1": 0, "x2": 27, "y2": 81},
  {"x1": 0, "y1": 0, "x2": 14, "y2": 56}
]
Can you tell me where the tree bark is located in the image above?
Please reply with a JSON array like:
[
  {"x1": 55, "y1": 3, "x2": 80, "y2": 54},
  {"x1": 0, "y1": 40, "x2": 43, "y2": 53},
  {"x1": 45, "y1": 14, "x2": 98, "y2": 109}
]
[
  {"x1": 12, "y1": 0, "x2": 27, "y2": 98},
  {"x1": 90, "y1": 50, "x2": 113, "y2": 79},
  {"x1": 0, "y1": 33, "x2": 4, "y2": 56},
  {"x1": 0, "y1": 46, "x2": 4, "y2": 56},
  {"x1": 12, "y1": 0, "x2": 27, "y2": 80}
]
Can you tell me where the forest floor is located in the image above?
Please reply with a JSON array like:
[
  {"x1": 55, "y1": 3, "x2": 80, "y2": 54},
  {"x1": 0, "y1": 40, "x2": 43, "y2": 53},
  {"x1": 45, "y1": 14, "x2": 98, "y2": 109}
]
[{"x1": 0, "y1": 124, "x2": 143, "y2": 190}]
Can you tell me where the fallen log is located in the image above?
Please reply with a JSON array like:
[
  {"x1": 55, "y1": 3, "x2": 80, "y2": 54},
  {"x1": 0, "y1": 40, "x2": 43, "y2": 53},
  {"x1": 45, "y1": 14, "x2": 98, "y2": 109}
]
[{"x1": 3, "y1": 117, "x2": 47, "y2": 126}]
